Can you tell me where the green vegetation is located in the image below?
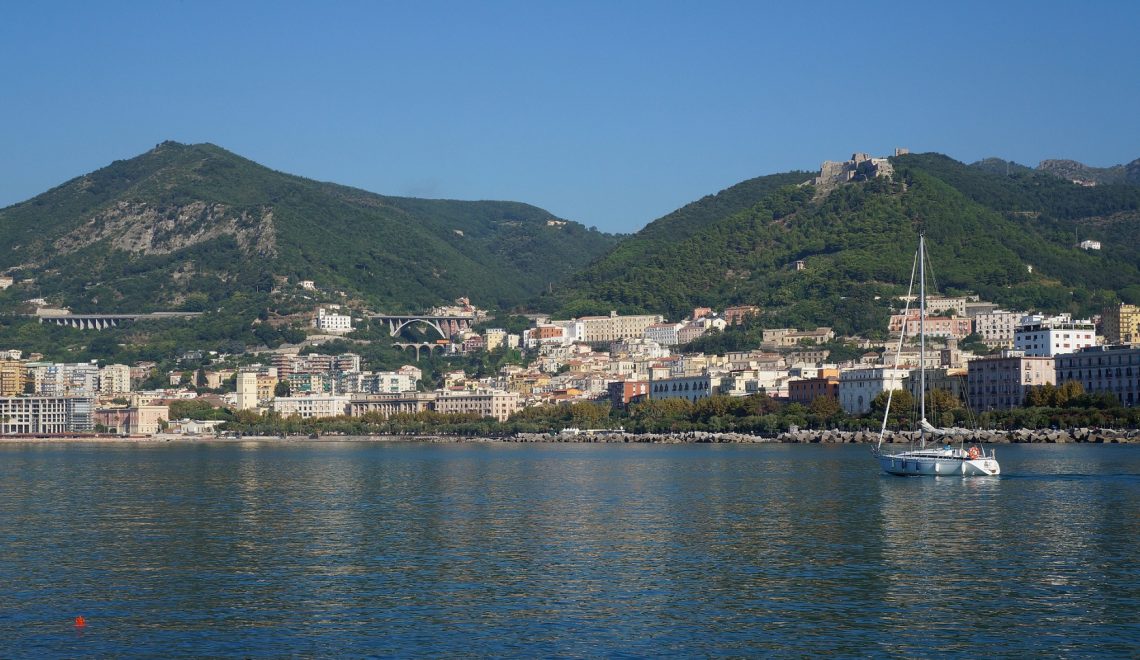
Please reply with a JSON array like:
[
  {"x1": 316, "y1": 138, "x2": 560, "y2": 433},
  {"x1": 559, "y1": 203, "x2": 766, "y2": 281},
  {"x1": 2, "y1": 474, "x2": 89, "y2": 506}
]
[
  {"x1": 550, "y1": 153, "x2": 1140, "y2": 335},
  {"x1": 0, "y1": 141, "x2": 619, "y2": 325},
  {"x1": 216, "y1": 389, "x2": 1139, "y2": 437}
]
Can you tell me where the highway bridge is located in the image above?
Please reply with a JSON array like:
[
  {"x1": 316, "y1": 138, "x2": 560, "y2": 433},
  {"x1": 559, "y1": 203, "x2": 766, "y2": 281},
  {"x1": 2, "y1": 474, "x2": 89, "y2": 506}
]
[
  {"x1": 370, "y1": 313, "x2": 476, "y2": 339},
  {"x1": 32, "y1": 312, "x2": 204, "y2": 330}
]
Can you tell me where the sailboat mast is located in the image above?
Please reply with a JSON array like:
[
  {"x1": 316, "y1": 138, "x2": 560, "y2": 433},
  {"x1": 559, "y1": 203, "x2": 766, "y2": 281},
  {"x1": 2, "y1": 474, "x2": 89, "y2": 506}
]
[{"x1": 919, "y1": 233, "x2": 927, "y2": 447}]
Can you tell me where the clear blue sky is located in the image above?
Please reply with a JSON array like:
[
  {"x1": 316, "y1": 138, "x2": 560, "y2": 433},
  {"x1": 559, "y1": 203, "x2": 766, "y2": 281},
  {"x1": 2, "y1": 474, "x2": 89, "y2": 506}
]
[{"x1": 2, "y1": 1, "x2": 1138, "y2": 234}]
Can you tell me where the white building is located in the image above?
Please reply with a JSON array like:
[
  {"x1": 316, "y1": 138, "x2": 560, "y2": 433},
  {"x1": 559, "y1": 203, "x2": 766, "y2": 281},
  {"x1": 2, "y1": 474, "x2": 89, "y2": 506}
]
[
  {"x1": 365, "y1": 371, "x2": 418, "y2": 394},
  {"x1": 643, "y1": 322, "x2": 683, "y2": 346},
  {"x1": 27, "y1": 362, "x2": 100, "y2": 397},
  {"x1": 718, "y1": 369, "x2": 787, "y2": 397},
  {"x1": 1015, "y1": 314, "x2": 1097, "y2": 357},
  {"x1": 1, "y1": 396, "x2": 94, "y2": 434},
  {"x1": 838, "y1": 367, "x2": 910, "y2": 415},
  {"x1": 1078, "y1": 239, "x2": 1101, "y2": 250},
  {"x1": 314, "y1": 307, "x2": 353, "y2": 334},
  {"x1": 272, "y1": 395, "x2": 350, "y2": 419},
  {"x1": 236, "y1": 371, "x2": 259, "y2": 410}
]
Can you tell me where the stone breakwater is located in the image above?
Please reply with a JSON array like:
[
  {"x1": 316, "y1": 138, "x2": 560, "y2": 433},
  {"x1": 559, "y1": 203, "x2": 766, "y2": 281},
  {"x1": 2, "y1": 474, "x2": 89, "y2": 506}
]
[{"x1": 512, "y1": 428, "x2": 1140, "y2": 444}]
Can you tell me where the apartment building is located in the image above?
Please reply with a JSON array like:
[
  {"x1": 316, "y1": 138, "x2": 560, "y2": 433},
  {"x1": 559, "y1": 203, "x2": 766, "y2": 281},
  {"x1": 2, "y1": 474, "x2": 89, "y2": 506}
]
[
  {"x1": 902, "y1": 317, "x2": 973, "y2": 340},
  {"x1": 1015, "y1": 315, "x2": 1096, "y2": 357},
  {"x1": 361, "y1": 371, "x2": 418, "y2": 394},
  {"x1": 1055, "y1": 345, "x2": 1140, "y2": 407},
  {"x1": 723, "y1": 305, "x2": 760, "y2": 325},
  {"x1": 608, "y1": 379, "x2": 650, "y2": 408},
  {"x1": 973, "y1": 309, "x2": 1023, "y2": 348},
  {"x1": 838, "y1": 367, "x2": 909, "y2": 415},
  {"x1": 763, "y1": 327, "x2": 835, "y2": 347},
  {"x1": 1101, "y1": 303, "x2": 1140, "y2": 345},
  {"x1": 99, "y1": 364, "x2": 132, "y2": 395},
  {"x1": 314, "y1": 307, "x2": 353, "y2": 334},
  {"x1": 577, "y1": 311, "x2": 664, "y2": 344},
  {"x1": 0, "y1": 359, "x2": 27, "y2": 396},
  {"x1": 434, "y1": 389, "x2": 521, "y2": 422},
  {"x1": 272, "y1": 395, "x2": 350, "y2": 419},
  {"x1": 0, "y1": 396, "x2": 94, "y2": 434},
  {"x1": 967, "y1": 351, "x2": 1055, "y2": 411},
  {"x1": 649, "y1": 373, "x2": 712, "y2": 403},
  {"x1": 27, "y1": 362, "x2": 101, "y2": 397},
  {"x1": 788, "y1": 376, "x2": 839, "y2": 405},
  {"x1": 644, "y1": 322, "x2": 683, "y2": 346}
]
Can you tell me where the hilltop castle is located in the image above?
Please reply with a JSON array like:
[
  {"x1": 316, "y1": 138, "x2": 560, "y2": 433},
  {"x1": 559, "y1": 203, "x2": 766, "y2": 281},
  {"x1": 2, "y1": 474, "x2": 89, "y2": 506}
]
[{"x1": 814, "y1": 148, "x2": 908, "y2": 188}]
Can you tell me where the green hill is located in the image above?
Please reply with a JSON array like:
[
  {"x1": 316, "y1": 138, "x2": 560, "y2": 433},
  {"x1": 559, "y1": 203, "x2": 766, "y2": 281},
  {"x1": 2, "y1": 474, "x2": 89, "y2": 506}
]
[
  {"x1": 548, "y1": 153, "x2": 1140, "y2": 335},
  {"x1": 0, "y1": 141, "x2": 619, "y2": 315}
]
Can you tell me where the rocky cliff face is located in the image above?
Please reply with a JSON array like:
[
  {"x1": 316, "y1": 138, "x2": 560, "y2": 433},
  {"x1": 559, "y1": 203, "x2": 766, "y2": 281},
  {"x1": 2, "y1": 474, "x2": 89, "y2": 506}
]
[
  {"x1": 52, "y1": 201, "x2": 278, "y2": 257},
  {"x1": 1038, "y1": 158, "x2": 1140, "y2": 185}
]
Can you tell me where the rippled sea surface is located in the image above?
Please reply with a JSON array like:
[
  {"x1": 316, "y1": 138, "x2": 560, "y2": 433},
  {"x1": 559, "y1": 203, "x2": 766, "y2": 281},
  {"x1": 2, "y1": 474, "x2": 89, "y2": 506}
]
[{"x1": 1, "y1": 441, "x2": 1138, "y2": 657}]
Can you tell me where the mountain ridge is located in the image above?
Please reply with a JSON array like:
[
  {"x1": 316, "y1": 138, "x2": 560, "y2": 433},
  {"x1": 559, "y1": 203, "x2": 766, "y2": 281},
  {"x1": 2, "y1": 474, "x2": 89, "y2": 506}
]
[
  {"x1": 0, "y1": 141, "x2": 620, "y2": 314},
  {"x1": 549, "y1": 151, "x2": 1140, "y2": 334},
  {"x1": 970, "y1": 154, "x2": 1140, "y2": 186}
]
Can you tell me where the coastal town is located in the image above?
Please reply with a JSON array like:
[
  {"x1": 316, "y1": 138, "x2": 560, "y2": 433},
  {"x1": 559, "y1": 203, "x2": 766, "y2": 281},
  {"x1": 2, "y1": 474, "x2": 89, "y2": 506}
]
[{"x1": 1, "y1": 288, "x2": 1137, "y2": 437}]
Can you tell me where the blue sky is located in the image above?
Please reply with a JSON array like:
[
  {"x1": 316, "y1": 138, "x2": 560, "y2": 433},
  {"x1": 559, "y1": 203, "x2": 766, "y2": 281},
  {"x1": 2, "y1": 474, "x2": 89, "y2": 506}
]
[{"x1": 2, "y1": 1, "x2": 1138, "y2": 233}]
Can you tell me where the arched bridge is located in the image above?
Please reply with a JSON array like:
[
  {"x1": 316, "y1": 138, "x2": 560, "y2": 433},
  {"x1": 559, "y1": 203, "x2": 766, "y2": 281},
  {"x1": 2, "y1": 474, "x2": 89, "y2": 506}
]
[
  {"x1": 371, "y1": 314, "x2": 475, "y2": 339},
  {"x1": 392, "y1": 342, "x2": 450, "y2": 360}
]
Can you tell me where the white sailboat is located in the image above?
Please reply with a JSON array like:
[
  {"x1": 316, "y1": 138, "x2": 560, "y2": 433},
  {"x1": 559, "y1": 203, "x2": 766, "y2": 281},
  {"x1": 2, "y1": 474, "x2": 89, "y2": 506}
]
[{"x1": 872, "y1": 233, "x2": 1000, "y2": 477}]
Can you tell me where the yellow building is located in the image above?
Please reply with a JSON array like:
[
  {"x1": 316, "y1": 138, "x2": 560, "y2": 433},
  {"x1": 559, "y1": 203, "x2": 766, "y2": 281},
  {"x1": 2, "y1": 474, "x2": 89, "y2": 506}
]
[
  {"x1": 578, "y1": 311, "x2": 664, "y2": 343},
  {"x1": 434, "y1": 389, "x2": 521, "y2": 422},
  {"x1": 1102, "y1": 303, "x2": 1140, "y2": 344},
  {"x1": 0, "y1": 360, "x2": 27, "y2": 396},
  {"x1": 256, "y1": 374, "x2": 278, "y2": 401}
]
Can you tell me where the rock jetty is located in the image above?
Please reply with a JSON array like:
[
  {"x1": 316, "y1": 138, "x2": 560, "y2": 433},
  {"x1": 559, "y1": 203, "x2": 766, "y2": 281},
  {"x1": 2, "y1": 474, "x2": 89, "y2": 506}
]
[{"x1": 511, "y1": 428, "x2": 1139, "y2": 444}]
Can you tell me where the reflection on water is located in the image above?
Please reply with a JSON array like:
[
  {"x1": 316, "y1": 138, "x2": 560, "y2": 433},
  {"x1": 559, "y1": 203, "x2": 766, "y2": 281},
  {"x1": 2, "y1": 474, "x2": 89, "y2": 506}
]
[{"x1": 0, "y1": 442, "x2": 1136, "y2": 656}]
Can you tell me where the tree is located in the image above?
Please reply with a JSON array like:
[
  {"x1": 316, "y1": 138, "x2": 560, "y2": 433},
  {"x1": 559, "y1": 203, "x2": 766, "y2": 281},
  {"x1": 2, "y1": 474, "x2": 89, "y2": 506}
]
[
  {"x1": 274, "y1": 381, "x2": 291, "y2": 397},
  {"x1": 1057, "y1": 380, "x2": 1084, "y2": 406},
  {"x1": 927, "y1": 388, "x2": 961, "y2": 414},
  {"x1": 809, "y1": 395, "x2": 842, "y2": 418},
  {"x1": 872, "y1": 389, "x2": 915, "y2": 425}
]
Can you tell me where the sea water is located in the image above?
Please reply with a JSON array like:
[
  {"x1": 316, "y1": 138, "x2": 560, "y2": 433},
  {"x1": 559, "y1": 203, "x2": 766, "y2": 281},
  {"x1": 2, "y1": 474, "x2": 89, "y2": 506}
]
[{"x1": 1, "y1": 441, "x2": 1137, "y2": 657}]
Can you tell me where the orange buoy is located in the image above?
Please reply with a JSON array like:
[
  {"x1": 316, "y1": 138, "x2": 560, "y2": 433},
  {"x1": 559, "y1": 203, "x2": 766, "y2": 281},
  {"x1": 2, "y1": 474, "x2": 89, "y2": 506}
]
[{"x1": 75, "y1": 616, "x2": 86, "y2": 627}]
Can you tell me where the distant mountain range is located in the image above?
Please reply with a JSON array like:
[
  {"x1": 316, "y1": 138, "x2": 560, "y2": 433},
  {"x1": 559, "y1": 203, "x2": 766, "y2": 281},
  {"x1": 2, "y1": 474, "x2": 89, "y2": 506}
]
[
  {"x1": 971, "y1": 156, "x2": 1140, "y2": 186},
  {"x1": 0, "y1": 141, "x2": 618, "y2": 314},
  {"x1": 2, "y1": 143, "x2": 1139, "y2": 348}
]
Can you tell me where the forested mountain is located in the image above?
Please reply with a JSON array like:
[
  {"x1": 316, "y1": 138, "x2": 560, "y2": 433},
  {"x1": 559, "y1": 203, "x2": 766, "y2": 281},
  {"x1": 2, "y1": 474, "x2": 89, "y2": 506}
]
[
  {"x1": 547, "y1": 153, "x2": 1140, "y2": 336},
  {"x1": 0, "y1": 141, "x2": 618, "y2": 314}
]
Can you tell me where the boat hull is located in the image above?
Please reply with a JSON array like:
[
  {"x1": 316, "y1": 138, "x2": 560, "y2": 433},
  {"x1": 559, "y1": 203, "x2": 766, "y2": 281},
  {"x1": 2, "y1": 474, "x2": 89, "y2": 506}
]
[{"x1": 876, "y1": 450, "x2": 1000, "y2": 477}]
